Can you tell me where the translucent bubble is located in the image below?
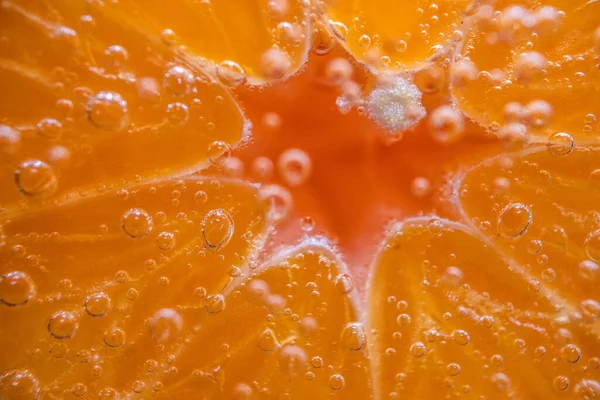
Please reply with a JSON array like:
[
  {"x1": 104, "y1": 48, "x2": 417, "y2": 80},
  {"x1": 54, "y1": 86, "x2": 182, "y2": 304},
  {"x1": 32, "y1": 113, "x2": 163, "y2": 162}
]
[
  {"x1": 136, "y1": 77, "x2": 161, "y2": 103},
  {"x1": 48, "y1": 311, "x2": 78, "y2": 339},
  {"x1": 166, "y1": 102, "x2": 189, "y2": 125},
  {"x1": 277, "y1": 148, "x2": 312, "y2": 187},
  {"x1": 0, "y1": 271, "x2": 36, "y2": 306},
  {"x1": 150, "y1": 308, "x2": 183, "y2": 342},
  {"x1": 279, "y1": 345, "x2": 308, "y2": 378},
  {"x1": 300, "y1": 216, "x2": 316, "y2": 232},
  {"x1": 443, "y1": 266, "x2": 463, "y2": 287},
  {"x1": 98, "y1": 387, "x2": 119, "y2": 399},
  {"x1": 579, "y1": 260, "x2": 598, "y2": 282},
  {"x1": 72, "y1": 382, "x2": 87, "y2": 397},
  {"x1": 15, "y1": 160, "x2": 58, "y2": 197},
  {"x1": 324, "y1": 58, "x2": 353, "y2": 86},
  {"x1": 132, "y1": 381, "x2": 146, "y2": 394},
  {"x1": 341, "y1": 322, "x2": 366, "y2": 351},
  {"x1": 514, "y1": 52, "x2": 547, "y2": 82},
  {"x1": 259, "y1": 184, "x2": 293, "y2": 223},
  {"x1": 156, "y1": 232, "x2": 176, "y2": 250},
  {"x1": 397, "y1": 313, "x2": 411, "y2": 326},
  {"x1": 575, "y1": 379, "x2": 600, "y2": 398},
  {"x1": 525, "y1": 100, "x2": 552, "y2": 128},
  {"x1": 585, "y1": 230, "x2": 600, "y2": 262},
  {"x1": 36, "y1": 118, "x2": 63, "y2": 139},
  {"x1": 410, "y1": 341, "x2": 426, "y2": 357},
  {"x1": 446, "y1": 363, "x2": 461, "y2": 376},
  {"x1": 411, "y1": 177, "x2": 431, "y2": 198},
  {"x1": 561, "y1": 344, "x2": 582, "y2": 363},
  {"x1": 334, "y1": 273, "x2": 354, "y2": 294},
  {"x1": 414, "y1": 65, "x2": 445, "y2": 94},
  {"x1": 0, "y1": 124, "x2": 20, "y2": 154},
  {"x1": 590, "y1": 169, "x2": 600, "y2": 189},
  {"x1": 47, "y1": 145, "x2": 72, "y2": 167},
  {"x1": 104, "y1": 44, "x2": 128, "y2": 68},
  {"x1": 257, "y1": 329, "x2": 278, "y2": 352},
  {"x1": 122, "y1": 208, "x2": 153, "y2": 238},
  {"x1": 201, "y1": 209, "x2": 234, "y2": 250},
  {"x1": 216, "y1": 60, "x2": 247, "y2": 87},
  {"x1": 453, "y1": 329, "x2": 470, "y2": 345},
  {"x1": 498, "y1": 202, "x2": 532, "y2": 238},
  {"x1": 251, "y1": 156, "x2": 274, "y2": 181},
  {"x1": 358, "y1": 34, "x2": 371, "y2": 48},
  {"x1": 491, "y1": 372, "x2": 510, "y2": 392},
  {"x1": 87, "y1": 91, "x2": 128, "y2": 130},
  {"x1": 429, "y1": 105, "x2": 465, "y2": 144},
  {"x1": 0, "y1": 369, "x2": 40, "y2": 399},
  {"x1": 207, "y1": 141, "x2": 232, "y2": 166},
  {"x1": 260, "y1": 48, "x2": 292, "y2": 79},
  {"x1": 164, "y1": 66, "x2": 194, "y2": 96},
  {"x1": 104, "y1": 327, "x2": 126, "y2": 348},
  {"x1": 451, "y1": 60, "x2": 478, "y2": 87},
  {"x1": 84, "y1": 292, "x2": 111, "y2": 317},
  {"x1": 547, "y1": 132, "x2": 574, "y2": 156},
  {"x1": 311, "y1": 356, "x2": 324, "y2": 368},
  {"x1": 232, "y1": 383, "x2": 252, "y2": 399},
  {"x1": 329, "y1": 374, "x2": 345, "y2": 390},
  {"x1": 427, "y1": 218, "x2": 443, "y2": 235},
  {"x1": 312, "y1": 22, "x2": 335, "y2": 55},
  {"x1": 205, "y1": 294, "x2": 225, "y2": 314}
]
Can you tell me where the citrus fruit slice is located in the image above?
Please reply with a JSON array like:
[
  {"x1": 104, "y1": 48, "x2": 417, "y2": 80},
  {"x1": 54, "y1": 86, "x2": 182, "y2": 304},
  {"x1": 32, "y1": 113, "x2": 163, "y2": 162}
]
[
  {"x1": 368, "y1": 216, "x2": 598, "y2": 399},
  {"x1": 321, "y1": 0, "x2": 469, "y2": 71},
  {"x1": 0, "y1": 177, "x2": 267, "y2": 398},
  {"x1": 0, "y1": 0, "x2": 249, "y2": 211},
  {"x1": 452, "y1": 0, "x2": 600, "y2": 139}
]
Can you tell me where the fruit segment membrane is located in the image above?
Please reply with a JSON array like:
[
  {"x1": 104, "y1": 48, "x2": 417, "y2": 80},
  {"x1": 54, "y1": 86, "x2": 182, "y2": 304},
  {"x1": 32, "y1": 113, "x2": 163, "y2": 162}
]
[{"x1": 1, "y1": 0, "x2": 600, "y2": 399}]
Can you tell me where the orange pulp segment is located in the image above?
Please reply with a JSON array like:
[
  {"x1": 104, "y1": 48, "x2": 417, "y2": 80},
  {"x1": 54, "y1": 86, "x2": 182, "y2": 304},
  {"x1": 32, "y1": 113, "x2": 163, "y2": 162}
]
[
  {"x1": 368, "y1": 217, "x2": 598, "y2": 399},
  {"x1": 0, "y1": 177, "x2": 267, "y2": 398},
  {"x1": 321, "y1": 0, "x2": 469, "y2": 71},
  {"x1": 452, "y1": 0, "x2": 600, "y2": 139}
]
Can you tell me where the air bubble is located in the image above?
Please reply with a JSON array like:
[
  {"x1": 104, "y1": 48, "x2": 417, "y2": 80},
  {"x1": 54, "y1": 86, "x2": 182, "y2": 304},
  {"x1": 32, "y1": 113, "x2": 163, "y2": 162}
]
[
  {"x1": 329, "y1": 374, "x2": 345, "y2": 390},
  {"x1": 429, "y1": 105, "x2": 465, "y2": 144},
  {"x1": 150, "y1": 308, "x2": 183, "y2": 342},
  {"x1": 156, "y1": 232, "x2": 176, "y2": 250},
  {"x1": 257, "y1": 329, "x2": 278, "y2": 352},
  {"x1": 164, "y1": 66, "x2": 194, "y2": 96},
  {"x1": 205, "y1": 294, "x2": 225, "y2": 314},
  {"x1": 334, "y1": 273, "x2": 354, "y2": 294},
  {"x1": 207, "y1": 141, "x2": 232, "y2": 166},
  {"x1": 36, "y1": 118, "x2": 63, "y2": 140},
  {"x1": 201, "y1": 209, "x2": 234, "y2": 250},
  {"x1": 48, "y1": 311, "x2": 78, "y2": 339},
  {"x1": 279, "y1": 345, "x2": 308, "y2": 378},
  {"x1": 87, "y1": 91, "x2": 128, "y2": 130},
  {"x1": 0, "y1": 271, "x2": 35, "y2": 306},
  {"x1": 561, "y1": 344, "x2": 581, "y2": 363},
  {"x1": 15, "y1": 160, "x2": 58, "y2": 197},
  {"x1": 259, "y1": 184, "x2": 293, "y2": 223},
  {"x1": 547, "y1": 132, "x2": 574, "y2": 156},
  {"x1": 410, "y1": 341, "x2": 426, "y2": 357},
  {"x1": 166, "y1": 102, "x2": 189, "y2": 125},
  {"x1": 278, "y1": 148, "x2": 312, "y2": 187},
  {"x1": 498, "y1": 202, "x2": 532, "y2": 238},
  {"x1": 104, "y1": 327, "x2": 126, "y2": 348},
  {"x1": 84, "y1": 292, "x2": 111, "y2": 317},
  {"x1": 0, "y1": 369, "x2": 40, "y2": 399},
  {"x1": 341, "y1": 322, "x2": 366, "y2": 351},
  {"x1": 122, "y1": 208, "x2": 153, "y2": 238}
]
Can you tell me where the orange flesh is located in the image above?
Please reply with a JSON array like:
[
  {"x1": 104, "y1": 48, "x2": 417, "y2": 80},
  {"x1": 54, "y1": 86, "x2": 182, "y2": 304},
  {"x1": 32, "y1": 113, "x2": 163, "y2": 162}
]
[{"x1": 1, "y1": 1, "x2": 600, "y2": 399}]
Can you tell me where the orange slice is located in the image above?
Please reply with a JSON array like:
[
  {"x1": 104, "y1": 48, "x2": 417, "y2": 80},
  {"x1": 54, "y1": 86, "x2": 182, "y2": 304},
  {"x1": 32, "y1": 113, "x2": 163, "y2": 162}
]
[
  {"x1": 0, "y1": 177, "x2": 267, "y2": 398},
  {"x1": 452, "y1": 0, "x2": 600, "y2": 138},
  {"x1": 368, "y1": 216, "x2": 598, "y2": 398},
  {"x1": 321, "y1": 0, "x2": 469, "y2": 71},
  {"x1": 0, "y1": 0, "x2": 251, "y2": 211}
]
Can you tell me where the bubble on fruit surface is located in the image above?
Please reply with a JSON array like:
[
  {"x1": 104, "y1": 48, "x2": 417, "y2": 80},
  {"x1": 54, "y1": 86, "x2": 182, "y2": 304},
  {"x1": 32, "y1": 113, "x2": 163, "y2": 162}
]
[
  {"x1": 205, "y1": 294, "x2": 225, "y2": 314},
  {"x1": 334, "y1": 273, "x2": 354, "y2": 294},
  {"x1": 498, "y1": 202, "x2": 532, "y2": 238},
  {"x1": 491, "y1": 373, "x2": 511, "y2": 392},
  {"x1": 164, "y1": 66, "x2": 194, "y2": 96},
  {"x1": 329, "y1": 373, "x2": 345, "y2": 390},
  {"x1": 84, "y1": 292, "x2": 111, "y2": 317},
  {"x1": 410, "y1": 341, "x2": 426, "y2": 357},
  {"x1": 561, "y1": 344, "x2": 582, "y2": 363},
  {"x1": 547, "y1": 132, "x2": 574, "y2": 156},
  {"x1": 324, "y1": 58, "x2": 353, "y2": 86},
  {"x1": 0, "y1": 124, "x2": 20, "y2": 154},
  {"x1": 166, "y1": 102, "x2": 189, "y2": 125},
  {"x1": 278, "y1": 148, "x2": 312, "y2": 187},
  {"x1": 251, "y1": 156, "x2": 274, "y2": 181},
  {"x1": 514, "y1": 52, "x2": 547, "y2": 82},
  {"x1": 36, "y1": 118, "x2": 63, "y2": 140},
  {"x1": 585, "y1": 230, "x2": 600, "y2": 262},
  {"x1": 366, "y1": 76, "x2": 425, "y2": 133},
  {"x1": 341, "y1": 322, "x2": 366, "y2": 351},
  {"x1": 15, "y1": 160, "x2": 58, "y2": 197},
  {"x1": 207, "y1": 140, "x2": 232, "y2": 166},
  {"x1": 104, "y1": 327, "x2": 126, "y2": 348},
  {"x1": 580, "y1": 299, "x2": 600, "y2": 321},
  {"x1": 257, "y1": 329, "x2": 278, "y2": 352},
  {"x1": 104, "y1": 44, "x2": 128, "y2": 68},
  {"x1": 0, "y1": 271, "x2": 36, "y2": 306},
  {"x1": 453, "y1": 329, "x2": 470, "y2": 345},
  {"x1": 87, "y1": 91, "x2": 128, "y2": 130},
  {"x1": 279, "y1": 345, "x2": 308, "y2": 378},
  {"x1": 411, "y1": 177, "x2": 431, "y2": 198},
  {"x1": 156, "y1": 232, "x2": 176, "y2": 250},
  {"x1": 48, "y1": 311, "x2": 78, "y2": 339},
  {"x1": 429, "y1": 105, "x2": 465, "y2": 144},
  {"x1": 259, "y1": 184, "x2": 293, "y2": 223},
  {"x1": 0, "y1": 369, "x2": 40, "y2": 399},
  {"x1": 71, "y1": 382, "x2": 87, "y2": 397},
  {"x1": 136, "y1": 77, "x2": 161, "y2": 102},
  {"x1": 122, "y1": 208, "x2": 153, "y2": 238},
  {"x1": 451, "y1": 60, "x2": 478, "y2": 87},
  {"x1": 216, "y1": 60, "x2": 247, "y2": 87},
  {"x1": 260, "y1": 48, "x2": 292, "y2": 79},
  {"x1": 150, "y1": 308, "x2": 183, "y2": 342},
  {"x1": 579, "y1": 259, "x2": 599, "y2": 281},
  {"x1": 575, "y1": 379, "x2": 600, "y2": 398},
  {"x1": 201, "y1": 209, "x2": 234, "y2": 250}
]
